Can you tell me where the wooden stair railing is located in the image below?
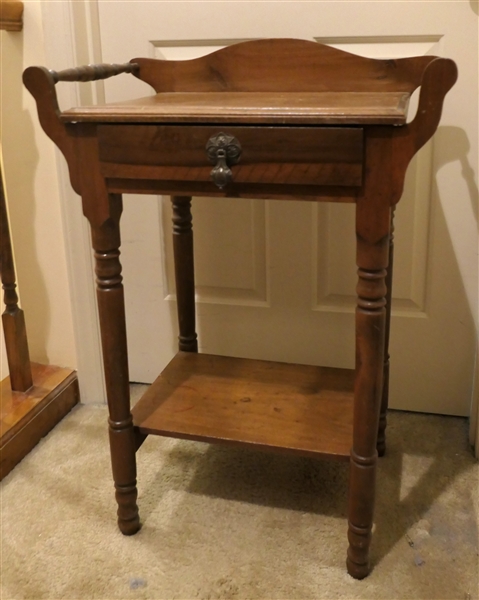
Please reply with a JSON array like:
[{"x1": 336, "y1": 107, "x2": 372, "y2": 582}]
[
  {"x1": 0, "y1": 161, "x2": 80, "y2": 480},
  {"x1": 0, "y1": 167, "x2": 33, "y2": 391},
  {"x1": 1, "y1": 0, "x2": 80, "y2": 481}
]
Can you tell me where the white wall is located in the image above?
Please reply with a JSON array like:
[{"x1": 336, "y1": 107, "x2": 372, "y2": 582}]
[{"x1": 0, "y1": 4, "x2": 77, "y2": 371}]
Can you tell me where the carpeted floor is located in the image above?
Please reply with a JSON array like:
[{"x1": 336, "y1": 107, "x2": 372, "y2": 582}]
[{"x1": 1, "y1": 385, "x2": 478, "y2": 600}]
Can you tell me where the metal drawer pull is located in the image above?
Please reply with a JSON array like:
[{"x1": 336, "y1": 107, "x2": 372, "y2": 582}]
[{"x1": 206, "y1": 132, "x2": 242, "y2": 189}]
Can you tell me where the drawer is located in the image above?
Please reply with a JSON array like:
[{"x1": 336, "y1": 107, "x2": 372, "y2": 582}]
[{"x1": 97, "y1": 124, "x2": 363, "y2": 188}]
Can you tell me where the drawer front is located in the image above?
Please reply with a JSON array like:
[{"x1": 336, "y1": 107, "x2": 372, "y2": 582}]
[{"x1": 98, "y1": 125, "x2": 363, "y2": 188}]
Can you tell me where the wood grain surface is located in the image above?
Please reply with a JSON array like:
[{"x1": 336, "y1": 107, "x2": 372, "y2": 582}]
[
  {"x1": 132, "y1": 352, "x2": 354, "y2": 461},
  {"x1": 0, "y1": 363, "x2": 75, "y2": 438},
  {"x1": 0, "y1": 364, "x2": 79, "y2": 479},
  {"x1": 131, "y1": 39, "x2": 435, "y2": 95},
  {"x1": 97, "y1": 123, "x2": 364, "y2": 188},
  {"x1": 0, "y1": 1, "x2": 23, "y2": 32},
  {"x1": 61, "y1": 91, "x2": 410, "y2": 125}
]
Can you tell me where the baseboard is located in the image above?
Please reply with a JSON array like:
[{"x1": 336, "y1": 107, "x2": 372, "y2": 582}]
[{"x1": 0, "y1": 363, "x2": 80, "y2": 480}]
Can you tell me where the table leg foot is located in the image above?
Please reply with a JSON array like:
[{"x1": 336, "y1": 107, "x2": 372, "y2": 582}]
[
  {"x1": 346, "y1": 451, "x2": 377, "y2": 579},
  {"x1": 115, "y1": 483, "x2": 141, "y2": 535},
  {"x1": 109, "y1": 416, "x2": 140, "y2": 536},
  {"x1": 346, "y1": 554, "x2": 371, "y2": 580}
]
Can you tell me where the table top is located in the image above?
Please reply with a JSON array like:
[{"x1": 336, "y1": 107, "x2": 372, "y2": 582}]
[{"x1": 60, "y1": 90, "x2": 410, "y2": 126}]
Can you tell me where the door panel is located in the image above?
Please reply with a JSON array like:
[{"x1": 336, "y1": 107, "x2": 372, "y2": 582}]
[{"x1": 93, "y1": 1, "x2": 477, "y2": 415}]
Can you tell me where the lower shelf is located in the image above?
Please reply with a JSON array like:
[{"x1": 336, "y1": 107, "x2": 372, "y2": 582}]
[
  {"x1": 132, "y1": 352, "x2": 354, "y2": 460},
  {"x1": 132, "y1": 352, "x2": 354, "y2": 461}
]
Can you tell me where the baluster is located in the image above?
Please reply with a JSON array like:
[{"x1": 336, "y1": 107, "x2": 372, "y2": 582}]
[
  {"x1": 377, "y1": 207, "x2": 395, "y2": 456},
  {"x1": 0, "y1": 165, "x2": 32, "y2": 391},
  {"x1": 171, "y1": 196, "x2": 198, "y2": 352},
  {"x1": 91, "y1": 194, "x2": 140, "y2": 535}
]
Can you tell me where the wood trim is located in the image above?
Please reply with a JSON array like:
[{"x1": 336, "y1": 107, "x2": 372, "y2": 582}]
[
  {"x1": 0, "y1": 1, "x2": 24, "y2": 32},
  {"x1": 0, "y1": 363, "x2": 80, "y2": 480}
]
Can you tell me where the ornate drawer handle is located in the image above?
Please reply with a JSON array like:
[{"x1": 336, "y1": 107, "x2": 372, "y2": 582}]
[{"x1": 206, "y1": 132, "x2": 242, "y2": 189}]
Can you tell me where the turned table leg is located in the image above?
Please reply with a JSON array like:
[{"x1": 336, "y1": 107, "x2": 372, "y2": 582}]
[
  {"x1": 377, "y1": 207, "x2": 395, "y2": 457},
  {"x1": 347, "y1": 202, "x2": 389, "y2": 579},
  {"x1": 91, "y1": 194, "x2": 140, "y2": 535},
  {"x1": 171, "y1": 196, "x2": 198, "y2": 353}
]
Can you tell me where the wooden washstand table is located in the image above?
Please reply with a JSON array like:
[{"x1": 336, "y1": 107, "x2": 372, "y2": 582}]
[{"x1": 23, "y1": 39, "x2": 457, "y2": 579}]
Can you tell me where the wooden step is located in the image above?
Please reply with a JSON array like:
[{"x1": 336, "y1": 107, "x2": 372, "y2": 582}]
[
  {"x1": 132, "y1": 352, "x2": 354, "y2": 461},
  {"x1": 0, "y1": 363, "x2": 80, "y2": 479}
]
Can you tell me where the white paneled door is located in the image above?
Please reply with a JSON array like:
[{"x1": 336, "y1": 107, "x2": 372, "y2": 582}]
[{"x1": 73, "y1": 1, "x2": 477, "y2": 415}]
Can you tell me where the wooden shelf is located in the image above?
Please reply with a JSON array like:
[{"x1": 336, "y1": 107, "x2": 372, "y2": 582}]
[{"x1": 132, "y1": 352, "x2": 354, "y2": 461}]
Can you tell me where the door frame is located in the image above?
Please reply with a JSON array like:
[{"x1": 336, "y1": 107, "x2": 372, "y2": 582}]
[{"x1": 41, "y1": 0, "x2": 105, "y2": 404}]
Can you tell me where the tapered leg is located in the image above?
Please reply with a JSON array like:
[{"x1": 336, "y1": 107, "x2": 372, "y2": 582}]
[
  {"x1": 91, "y1": 194, "x2": 140, "y2": 535},
  {"x1": 347, "y1": 202, "x2": 389, "y2": 580},
  {"x1": 171, "y1": 196, "x2": 198, "y2": 352},
  {"x1": 377, "y1": 207, "x2": 395, "y2": 457}
]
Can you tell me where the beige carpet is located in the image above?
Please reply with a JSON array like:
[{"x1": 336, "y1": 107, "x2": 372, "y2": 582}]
[{"x1": 1, "y1": 386, "x2": 477, "y2": 600}]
